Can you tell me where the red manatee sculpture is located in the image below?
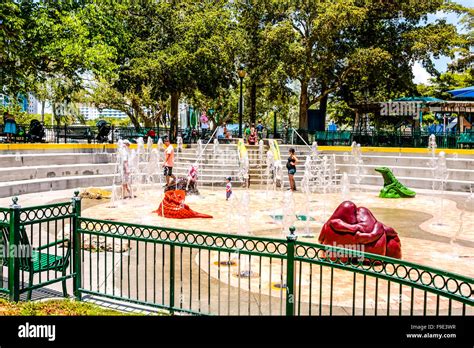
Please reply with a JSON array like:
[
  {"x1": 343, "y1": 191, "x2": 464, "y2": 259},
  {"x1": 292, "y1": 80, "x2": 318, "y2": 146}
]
[
  {"x1": 318, "y1": 201, "x2": 402, "y2": 259},
  {"x1": 154, "y1": 190, "x2": 212, "y2": 219}
]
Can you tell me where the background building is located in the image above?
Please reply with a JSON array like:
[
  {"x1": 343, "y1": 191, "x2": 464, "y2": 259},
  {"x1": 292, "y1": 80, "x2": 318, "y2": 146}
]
[
  {"x1": 78, "y1": 104, "x2": 128, "y2": 120},
  {"x1": 0, "y1": 93, "x2": 38, "y2": 114}
]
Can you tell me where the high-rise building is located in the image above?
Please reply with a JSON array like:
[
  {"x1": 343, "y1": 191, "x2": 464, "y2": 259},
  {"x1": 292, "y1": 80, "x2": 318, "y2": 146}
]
[
  {"x1": 78, "y1": 104, "x2": 128, "y2": 120},
  {"x1": 0, "y1": 93, "x2": 38, "y2": 114},
  {"x1": 27, "y1": 93, "x2": 38, "y2": 114},
  {"x1": 0, "y1": 94, "x2": 7, "y2": 108}
]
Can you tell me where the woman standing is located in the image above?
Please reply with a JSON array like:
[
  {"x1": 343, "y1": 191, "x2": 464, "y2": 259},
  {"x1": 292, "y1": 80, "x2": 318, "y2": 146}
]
[
  {"x1": 286, "y1": 148, "x2": 298, "y2": 191},
  {"x1": 3, "y1": 112, "x2": 16, "y2": 143}
]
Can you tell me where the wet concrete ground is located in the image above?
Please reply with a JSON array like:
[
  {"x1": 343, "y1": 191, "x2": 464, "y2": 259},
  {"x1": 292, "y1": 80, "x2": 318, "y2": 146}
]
[
  {"x1": 76, "y1": 188, "x2": 473, "y2": 315},
  {"x1": 2, "y1": 187, "x2": 472, "y2": 315}
]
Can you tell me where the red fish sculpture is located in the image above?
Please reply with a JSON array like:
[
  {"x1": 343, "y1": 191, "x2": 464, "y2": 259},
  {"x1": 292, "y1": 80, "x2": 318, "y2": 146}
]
[
  {"x1": 154, "y1": 190, "x2": 212, "y2": 219},
  {"x1": 318, "y1": 201, "x2": 402, "y2": 260}
]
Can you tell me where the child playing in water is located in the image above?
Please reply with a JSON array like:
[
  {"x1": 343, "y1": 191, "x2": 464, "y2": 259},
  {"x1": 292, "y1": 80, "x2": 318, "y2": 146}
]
[{"x1": 226, "y1": 177, "x2": 232, "y2": 201}]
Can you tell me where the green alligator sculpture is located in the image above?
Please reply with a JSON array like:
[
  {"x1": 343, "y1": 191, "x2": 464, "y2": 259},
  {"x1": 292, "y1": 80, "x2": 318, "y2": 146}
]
[{"x1": 375, "y1": 167, "x2": 416, "y2": 198}]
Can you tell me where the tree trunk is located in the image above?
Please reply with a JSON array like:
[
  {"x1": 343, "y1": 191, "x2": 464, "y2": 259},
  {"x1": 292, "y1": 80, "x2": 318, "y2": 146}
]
[
  {"x1": 143, "y1": 115, "x2": 153, "y2": 128},
  {"x1": 298, "y1": 79, "x2": 309, "y2": 130},
  {"x1": 130, "y1": 98, "x2": 143, "y2": 130},
  {"x1": 129, "y1": 113, "x2": 141, "y2": 130},
  {"x1": 170, "y1": 92, "x2": 180, "y2": 142},
  {"x1": 52, "y1": 103, "x2": 59, "y2": 125},
  {"x1": 319, "y1": 93, "x2": 328, "y2": 130},
  {"x1": 41, "y1": 100, "x2": 45, "y2": 123},
  {"x1": 353, "y1": 110, "x2": 360, "y2": 131},
  {"x1": 250, "y1": 82, "x2": 257, "y2": 125}
]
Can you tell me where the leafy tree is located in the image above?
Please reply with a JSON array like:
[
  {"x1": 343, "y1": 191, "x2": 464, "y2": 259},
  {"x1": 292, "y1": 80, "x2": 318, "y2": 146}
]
[
  {"x1": 234, "y1": 1, "x2": 290, "y2": 124},
  {"x1": 274, "y1": 0, "x2": 467, "y2": 134},
  {"x1": 417, "y1": 69, "x2": 474, "y2": 99},
  {"x1": 87, "y1": 0, "x2": 240, "y2": 139},
  {"x1": 0, "y1": 1, "x2": 116, "y2": 95}
]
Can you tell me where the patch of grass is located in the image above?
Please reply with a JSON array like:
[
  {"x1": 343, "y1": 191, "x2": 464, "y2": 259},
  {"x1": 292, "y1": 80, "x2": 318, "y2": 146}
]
[{"x1": 0, "y1": 298, "x2": 143, "y2": 316}]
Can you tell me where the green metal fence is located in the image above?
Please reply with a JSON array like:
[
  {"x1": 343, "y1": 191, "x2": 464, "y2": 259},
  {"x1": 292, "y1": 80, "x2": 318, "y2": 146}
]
[
  {"x1": 307, "y1": 130, "x2": 474, "y2": 149},
  {"x1": 0, "y1": 198, "x2": 76, "y2": 301},
  {"x1": 0, "y1": 207, "x2": 10, "y2": 296},
  {"x1": 1, "y1": 193, "x2": 473, "y2": 315}
]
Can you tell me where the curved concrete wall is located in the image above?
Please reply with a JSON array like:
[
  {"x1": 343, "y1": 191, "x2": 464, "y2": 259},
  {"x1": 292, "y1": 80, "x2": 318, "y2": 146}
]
[{"x1": 0, "y1": 144, "x2": 472, "y2": 198}]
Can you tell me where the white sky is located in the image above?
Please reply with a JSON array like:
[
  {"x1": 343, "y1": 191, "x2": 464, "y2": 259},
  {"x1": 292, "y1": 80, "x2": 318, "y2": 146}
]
[{"x1": 412, "y1": 0, "x2": 472, "y2": 84}]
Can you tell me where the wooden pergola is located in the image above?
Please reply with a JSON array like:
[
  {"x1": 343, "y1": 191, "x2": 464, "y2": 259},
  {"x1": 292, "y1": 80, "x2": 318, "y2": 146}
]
[
  {"x1": 349, "y1": 100, "x2": 474, "y2": 132},
  {"x1": 426, "y1": 101, "x2": 474, "y2": 132},
  {"x1": 349, "y1": 102, "x2": 382, "y2": 132}
]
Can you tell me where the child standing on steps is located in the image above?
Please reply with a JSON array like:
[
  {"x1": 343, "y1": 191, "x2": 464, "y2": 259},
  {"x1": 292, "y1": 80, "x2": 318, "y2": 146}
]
[{"x1": 226, "y1": 177, "x2": 232, "y2": 201}]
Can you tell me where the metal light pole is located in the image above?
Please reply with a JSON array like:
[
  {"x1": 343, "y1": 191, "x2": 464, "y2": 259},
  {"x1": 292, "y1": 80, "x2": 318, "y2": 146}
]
[
  {"x1": 273, "y1": 109, "x2": 277, "y2": 138},
  {"x1": 238, "y1": 67, "x2": 246, "y2": 138}
]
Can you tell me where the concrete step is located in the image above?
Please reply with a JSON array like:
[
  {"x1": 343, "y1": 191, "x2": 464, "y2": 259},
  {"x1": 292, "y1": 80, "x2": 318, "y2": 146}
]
[
  {"x1": 173, "y1": 165, "x2": 240, "y2": 171},
  {"x1": 0, "y1": 153, "x2": 114, "y2": 167},
  {"x1": 174, "y1": 159, "x2": 240, "y2": 165},
  {"x1": 0, "y1": 163, "x2": 116, "y2": 182},
  {"x1": 172, "y1": 172, "x2": 242, "y2": 180},
  {"x1": 0, "y1": 174, "x2": 241, "y2": 197},
  {"x1": 343, "y1": 173, "x2": 473, "y2": 192},
  {"x1": 338, "y1": 155, "x2": 474, "y2": 170},
  {"x1": 336, "y1": 164, "x2": 474, "y2": 182},
  {"x1": 0, "y1": 174, "x2": 116, "y2": 198}
]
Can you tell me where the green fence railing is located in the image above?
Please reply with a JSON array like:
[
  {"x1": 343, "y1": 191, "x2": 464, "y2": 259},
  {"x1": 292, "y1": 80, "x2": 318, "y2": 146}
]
[
  {"x1": 0, "y1": 207, "x2": 10, "y2": 296},
  {"x1": 1, "y1": 193, "x2": 473, "y2": 315},
  {"x1": 297, "y1": 130, "x2": 474, "y2": 149},
  {"x1": 0, "y1": 199, "x2": 76, "y2": 301}
]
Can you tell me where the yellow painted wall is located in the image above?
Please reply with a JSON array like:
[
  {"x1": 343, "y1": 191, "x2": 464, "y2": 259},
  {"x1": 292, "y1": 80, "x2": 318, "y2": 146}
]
[{"x1": 0, "y1": 143, "x2": 472, "y2": 155}]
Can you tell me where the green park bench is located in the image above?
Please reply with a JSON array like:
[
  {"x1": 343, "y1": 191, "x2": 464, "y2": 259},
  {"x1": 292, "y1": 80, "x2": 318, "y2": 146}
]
[
  {"x1": 67, "y1": 126, "x2": 94, "y2": 143},
  {"x1": 315, "y1": 131, "x2": 327, "y2": 144},
  {"x1": 313, "y1": 131, "x2": 351, "y2": 146},
  {"x1": 117, "y1": 128, "x2": 148, "y2": 143},
  {"x1": 337, "y1": 131, "x2": 351, "y2": 145},
  {"x1": 326, "y1": 131, "x2": 336, "y2": 145},
  {"x1": 457, "y1": 131, "x2": 474, "y2": 148},
  {"x1": 54, "y1": 126, "x2": 94, "y2": 143},
  {"x1": 0, "y1": 225, "x2": 71, "y2": 300}
]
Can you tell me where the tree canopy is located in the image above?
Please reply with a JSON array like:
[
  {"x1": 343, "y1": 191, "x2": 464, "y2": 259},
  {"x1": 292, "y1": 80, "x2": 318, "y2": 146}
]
[{"x1": 1, "y1": 0, "x2": 472, "y2": 133}]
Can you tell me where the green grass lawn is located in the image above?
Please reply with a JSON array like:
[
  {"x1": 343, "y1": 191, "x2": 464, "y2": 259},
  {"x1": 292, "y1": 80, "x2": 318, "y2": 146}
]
[{"x1": 0, "y1": 298, "x2": 144, "y2": 316}]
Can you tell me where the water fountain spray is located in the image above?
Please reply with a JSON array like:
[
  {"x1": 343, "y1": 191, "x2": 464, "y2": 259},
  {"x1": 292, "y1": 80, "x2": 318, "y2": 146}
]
[
  {"x1": 137, "y1": 137, "x2": 145, "y2": 163},
  {"x1": 282, "y1": 190, "x2": 296, "y2": 235},
  {"x1": 191, "y1": 128, "x2": 218, "y2": 188},
  {"x1": 212, "y1": 138, "x2": 219, "y2": 191},
  {"x1": 320, "y1": 155, "x2": 329, "y2": 222},
  {"x1": 433, "y1": 151, "x2": 449, "y2": 226},
  {"x1": 265, "y1": 150, "x2": 274, "y2": 196},
  {"x1": 340, "y1": 172, "x2": 351, "y2": 201},
  {"x1": 329, "y1": 154, "x2": 337, "y2": 192},
  {"x1": 109, "y1": 139, "x2": 124, "y2": 207},
  {"x1": 176, "y1": 136, "x2": 183, "y2": 161},
  {"x1": 240, "y1": 153, "x2": 250, "y2": 189},
  {"x1": 311, "y1": 141, "x2": 319, "y2": 159},
  {"x1": 301, "y1": 155, "x2": 313, "y2": 194},
  {"x1": 351, "y1": 141, "x2": 364, "y2": 193},
  {"x1": 428, "y1": 134, "x2": 437, "y2": 158},
  {"x1": 301, "y1": 155, "x2": 313, "y2": 237},
  {"x1": 258, "y1": 139, "x2": 264, "y2": 169},
  {"x1": 129, "y1": 146, "x2": 139, "y2": 197},
  {"x1": 146, "y1": 136, "x2": 154, "y2": 159},
  {"x1": 146, "y1": 148, "x2": 160, "y2": 191},
  {"x1": 427, "y1": 134, "x2": 438, "y2": 192},
  {"x1": 238, "y1": 191, "x2": 254, "y2": 277},
  {"x1": 274, "y1": 160, "x2": 283, "y2": 191}
]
